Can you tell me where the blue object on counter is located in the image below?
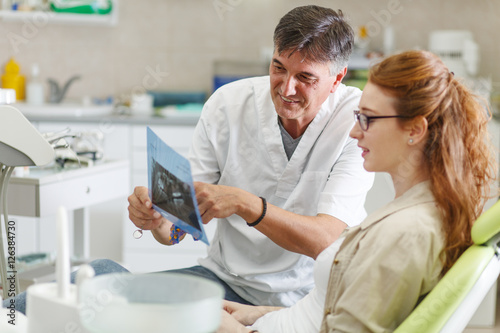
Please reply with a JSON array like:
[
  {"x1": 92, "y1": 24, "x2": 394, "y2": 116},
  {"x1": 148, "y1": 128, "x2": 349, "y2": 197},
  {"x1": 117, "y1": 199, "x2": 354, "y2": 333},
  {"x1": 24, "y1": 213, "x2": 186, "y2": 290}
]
[
  {"x1": 148, "y1": 91, "x2": 206, "y2": 107},
  {"x1": 213, "y1": 75, "x2": 251, "y2": 92}
]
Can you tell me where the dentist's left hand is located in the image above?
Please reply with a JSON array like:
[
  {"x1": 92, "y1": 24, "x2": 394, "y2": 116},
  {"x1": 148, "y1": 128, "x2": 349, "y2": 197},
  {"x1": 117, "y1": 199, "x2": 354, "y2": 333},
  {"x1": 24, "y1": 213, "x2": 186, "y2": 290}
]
[
  {"x1": 195, "y1": 182, "x2": 266, "y2": 226},
  {"x1": 194, "y1": 182, "x2": 242, "y2": 224}
]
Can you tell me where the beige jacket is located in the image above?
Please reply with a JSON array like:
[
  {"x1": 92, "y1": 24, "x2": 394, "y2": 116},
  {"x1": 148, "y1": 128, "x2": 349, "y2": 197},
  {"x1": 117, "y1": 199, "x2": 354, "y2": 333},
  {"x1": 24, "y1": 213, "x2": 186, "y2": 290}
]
[{"x1": 320, "y1": 181, "x2": 445, "y2": 333}]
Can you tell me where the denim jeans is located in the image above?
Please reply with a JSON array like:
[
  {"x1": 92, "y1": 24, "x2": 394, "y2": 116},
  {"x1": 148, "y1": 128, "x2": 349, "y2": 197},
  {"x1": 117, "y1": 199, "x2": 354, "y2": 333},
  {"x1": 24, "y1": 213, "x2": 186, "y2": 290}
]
[{"x1": 2, "y1": 259, "x2": 253, "y2": 314}]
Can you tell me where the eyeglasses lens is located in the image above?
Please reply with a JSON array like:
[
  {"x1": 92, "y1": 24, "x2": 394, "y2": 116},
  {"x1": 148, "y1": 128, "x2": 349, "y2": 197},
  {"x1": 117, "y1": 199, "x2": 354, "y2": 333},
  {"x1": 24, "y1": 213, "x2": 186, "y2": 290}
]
[{"x1": 360, "y1": 114, "x2": 368, "y2": 131}]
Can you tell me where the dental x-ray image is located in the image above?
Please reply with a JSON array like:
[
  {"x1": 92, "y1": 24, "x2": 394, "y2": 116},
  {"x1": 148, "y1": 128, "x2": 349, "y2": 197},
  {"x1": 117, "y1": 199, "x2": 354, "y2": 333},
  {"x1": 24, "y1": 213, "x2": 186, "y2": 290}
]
[
  {"x1": 147, "y1": 127, "x2": 209, "y2": 244},
  {"x1": 151, "y1": 159, "x2": 201, "y2": 231}
]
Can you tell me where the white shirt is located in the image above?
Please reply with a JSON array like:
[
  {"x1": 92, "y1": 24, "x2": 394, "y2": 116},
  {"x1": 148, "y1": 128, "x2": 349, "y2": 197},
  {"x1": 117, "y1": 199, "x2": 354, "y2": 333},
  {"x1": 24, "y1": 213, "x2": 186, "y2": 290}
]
[
  {"x1": 251, "y1": 237, "x2": 345, "y2": 333},
  {"x1": 189, "y1": 76, "x2": 374, "y2": 306}
]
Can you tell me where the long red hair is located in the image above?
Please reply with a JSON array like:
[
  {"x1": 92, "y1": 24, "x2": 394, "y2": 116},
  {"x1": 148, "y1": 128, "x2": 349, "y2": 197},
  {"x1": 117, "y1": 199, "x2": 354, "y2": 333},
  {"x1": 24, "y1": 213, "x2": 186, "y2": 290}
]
[{"x1": 369, "y1": 50, "x2": 497, "y2": 275}]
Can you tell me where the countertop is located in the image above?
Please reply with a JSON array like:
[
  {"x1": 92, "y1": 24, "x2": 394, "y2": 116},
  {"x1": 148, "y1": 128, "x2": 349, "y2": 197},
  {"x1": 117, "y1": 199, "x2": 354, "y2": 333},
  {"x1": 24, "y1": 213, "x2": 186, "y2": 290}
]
[
  {"x1": 12, "y1": 102, "x2": 201, "y2": 126},
  {"x1": 24, "y1": 113, "x2": 201, "y2": 126}
]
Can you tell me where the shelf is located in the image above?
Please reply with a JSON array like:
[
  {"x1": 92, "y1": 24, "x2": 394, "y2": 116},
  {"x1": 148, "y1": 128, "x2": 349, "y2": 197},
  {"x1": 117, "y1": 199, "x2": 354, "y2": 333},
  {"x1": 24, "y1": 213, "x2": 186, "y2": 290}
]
[{"x1": 0, "y1": 0, "x2": 118, "y2": 26}]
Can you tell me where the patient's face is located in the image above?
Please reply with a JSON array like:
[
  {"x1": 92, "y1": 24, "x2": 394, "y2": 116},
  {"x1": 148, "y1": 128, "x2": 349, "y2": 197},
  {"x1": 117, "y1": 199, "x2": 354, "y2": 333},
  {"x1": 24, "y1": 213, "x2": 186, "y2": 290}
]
[{"x1": 349, "y1": 82, "x2": 409, "y2": 176}]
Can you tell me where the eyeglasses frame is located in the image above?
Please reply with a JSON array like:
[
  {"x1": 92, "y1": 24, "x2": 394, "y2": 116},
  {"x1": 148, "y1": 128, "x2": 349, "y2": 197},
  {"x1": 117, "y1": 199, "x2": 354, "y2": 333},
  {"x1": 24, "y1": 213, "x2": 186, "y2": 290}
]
[{"x1": 353, "y1": 110, "x2": 412, "y2": 131}]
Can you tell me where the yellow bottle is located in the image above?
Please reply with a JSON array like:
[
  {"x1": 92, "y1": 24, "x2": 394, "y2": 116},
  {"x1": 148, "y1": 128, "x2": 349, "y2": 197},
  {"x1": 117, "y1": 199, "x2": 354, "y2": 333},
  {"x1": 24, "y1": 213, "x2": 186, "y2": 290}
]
[{"x1": 1, "y1": 58, "x2": 25, "y2": 101}]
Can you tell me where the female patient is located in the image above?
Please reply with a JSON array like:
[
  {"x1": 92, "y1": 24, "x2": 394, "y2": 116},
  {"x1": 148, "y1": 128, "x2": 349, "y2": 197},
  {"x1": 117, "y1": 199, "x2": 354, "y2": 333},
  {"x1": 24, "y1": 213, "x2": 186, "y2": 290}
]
[{"x1": 217, "y1": 50, "x2": 497, "y2": 332}]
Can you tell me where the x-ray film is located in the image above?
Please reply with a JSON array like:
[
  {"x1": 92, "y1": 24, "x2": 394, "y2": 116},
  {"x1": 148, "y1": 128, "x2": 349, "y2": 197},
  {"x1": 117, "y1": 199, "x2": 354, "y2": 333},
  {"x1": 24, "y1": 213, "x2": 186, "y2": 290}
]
[{"x1": 147, "y1": 127, "x2": 209, "y2": 245}]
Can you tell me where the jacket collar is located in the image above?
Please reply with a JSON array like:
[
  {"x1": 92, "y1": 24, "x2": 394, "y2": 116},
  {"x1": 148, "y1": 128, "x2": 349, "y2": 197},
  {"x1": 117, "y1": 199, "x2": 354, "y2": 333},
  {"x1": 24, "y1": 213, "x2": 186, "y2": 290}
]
[{"x1": 360, "y1": 180, "x2": 435, "y2": 230}]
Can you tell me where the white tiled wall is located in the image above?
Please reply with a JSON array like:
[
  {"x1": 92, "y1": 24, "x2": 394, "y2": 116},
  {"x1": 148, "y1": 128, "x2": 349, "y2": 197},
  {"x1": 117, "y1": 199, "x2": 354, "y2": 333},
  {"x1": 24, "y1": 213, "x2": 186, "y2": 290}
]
[{"x1": 0, "y1": 0, "x2": 498, "y2": 103}]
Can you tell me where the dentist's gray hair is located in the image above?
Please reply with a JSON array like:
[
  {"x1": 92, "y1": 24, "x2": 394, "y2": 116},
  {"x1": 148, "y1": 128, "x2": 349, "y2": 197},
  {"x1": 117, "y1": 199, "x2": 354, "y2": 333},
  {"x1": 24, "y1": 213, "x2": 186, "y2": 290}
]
[{"x1": 273, "y1": 5, "x2": 354, "y2": 76}]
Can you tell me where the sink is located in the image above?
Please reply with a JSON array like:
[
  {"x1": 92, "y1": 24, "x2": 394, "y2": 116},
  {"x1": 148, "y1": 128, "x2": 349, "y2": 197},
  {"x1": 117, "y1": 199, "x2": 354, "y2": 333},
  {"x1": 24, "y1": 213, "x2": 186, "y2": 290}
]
[{"x1": 12, "y1": 102, "x2": 114, "y2": 118}]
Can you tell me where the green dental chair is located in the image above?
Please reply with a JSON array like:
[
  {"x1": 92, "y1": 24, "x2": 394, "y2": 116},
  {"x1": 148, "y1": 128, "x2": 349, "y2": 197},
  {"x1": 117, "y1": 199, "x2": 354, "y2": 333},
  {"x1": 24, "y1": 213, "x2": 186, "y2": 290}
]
[{"x1": 395, "y1": 199, "x2": 500, "y2": 333}]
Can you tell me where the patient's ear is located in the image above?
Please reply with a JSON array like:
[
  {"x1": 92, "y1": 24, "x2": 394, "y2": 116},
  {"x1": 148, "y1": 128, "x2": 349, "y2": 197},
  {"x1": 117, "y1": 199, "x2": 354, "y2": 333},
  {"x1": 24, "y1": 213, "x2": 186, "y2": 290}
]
[{"x1": 407, "y1": 116, "x2": 428, "y2": 145}]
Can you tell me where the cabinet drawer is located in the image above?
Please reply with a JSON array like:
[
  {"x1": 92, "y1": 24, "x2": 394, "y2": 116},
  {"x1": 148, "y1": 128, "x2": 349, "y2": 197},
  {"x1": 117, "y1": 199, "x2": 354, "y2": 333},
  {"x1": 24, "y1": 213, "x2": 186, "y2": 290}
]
[
  {"x1": 8, "y1": 162, "x2": 129, "y2": 218},
  {"x1": 39, "y1": 167, "x2": 128, "y2": 215}
]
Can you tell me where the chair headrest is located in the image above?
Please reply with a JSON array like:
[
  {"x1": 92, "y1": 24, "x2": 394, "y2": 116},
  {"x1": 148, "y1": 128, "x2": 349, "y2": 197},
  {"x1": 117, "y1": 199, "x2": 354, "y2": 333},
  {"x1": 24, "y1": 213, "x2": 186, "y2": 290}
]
[{"x1": 472, "y1": 199, "x2": 500, "y2": 245}]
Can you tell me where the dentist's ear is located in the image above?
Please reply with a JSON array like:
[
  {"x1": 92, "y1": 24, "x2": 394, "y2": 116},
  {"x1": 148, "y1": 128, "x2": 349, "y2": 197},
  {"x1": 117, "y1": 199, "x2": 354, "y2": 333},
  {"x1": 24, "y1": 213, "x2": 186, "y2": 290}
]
[
  {"x1": 407, "y1": 116, "x2": 428, "y2": 145},
  {"x1": 330, "y1": 67, "x2": 347, "y2": 93}
]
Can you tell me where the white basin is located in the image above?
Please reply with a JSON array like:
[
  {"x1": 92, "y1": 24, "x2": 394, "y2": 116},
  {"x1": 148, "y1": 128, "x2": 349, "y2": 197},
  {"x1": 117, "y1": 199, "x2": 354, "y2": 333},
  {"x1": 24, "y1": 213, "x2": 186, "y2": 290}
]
[
  {"x1": 79, "y1": 273, "x2": 224, "y2": 333},
  {"x1": 12, "y1": 102, "x2": 114, "y2": 118}
]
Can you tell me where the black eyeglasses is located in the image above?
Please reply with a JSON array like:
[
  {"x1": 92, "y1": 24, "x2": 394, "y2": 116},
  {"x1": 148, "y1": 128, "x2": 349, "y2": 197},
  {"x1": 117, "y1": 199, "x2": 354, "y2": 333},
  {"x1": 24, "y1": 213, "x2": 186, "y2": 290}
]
[{"x1": 353, "y1": 110, "x2": 411, "y2": 131}]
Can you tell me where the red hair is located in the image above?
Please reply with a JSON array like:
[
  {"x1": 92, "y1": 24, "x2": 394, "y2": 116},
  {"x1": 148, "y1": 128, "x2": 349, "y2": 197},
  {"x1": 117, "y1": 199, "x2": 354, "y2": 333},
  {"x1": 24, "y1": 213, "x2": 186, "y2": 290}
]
[{"x1": 369, "y1": 50, "x2": 497, "y2": 274}]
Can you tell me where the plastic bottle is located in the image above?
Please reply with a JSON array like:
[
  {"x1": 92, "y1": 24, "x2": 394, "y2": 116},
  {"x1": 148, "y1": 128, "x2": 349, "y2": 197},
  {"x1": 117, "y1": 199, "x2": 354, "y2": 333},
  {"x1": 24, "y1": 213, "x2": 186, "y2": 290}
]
[
  {"x1": 26, "y1": 63, "x2": 44, "y2": 105},
  {"x1": 1, "y1": 58, "x2": 25, "y2": 101}
]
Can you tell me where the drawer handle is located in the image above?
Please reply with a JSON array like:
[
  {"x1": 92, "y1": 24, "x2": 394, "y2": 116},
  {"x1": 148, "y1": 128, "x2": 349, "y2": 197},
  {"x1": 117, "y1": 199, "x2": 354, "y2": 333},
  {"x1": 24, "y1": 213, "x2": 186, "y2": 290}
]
[{"x1": 86, "y1": 186, "x2": 91, "y2": 194}]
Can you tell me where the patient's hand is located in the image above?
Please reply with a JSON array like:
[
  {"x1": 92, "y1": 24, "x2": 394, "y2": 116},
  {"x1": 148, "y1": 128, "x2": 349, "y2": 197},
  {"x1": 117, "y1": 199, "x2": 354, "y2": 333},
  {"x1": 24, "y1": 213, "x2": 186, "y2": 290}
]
[
  {"x1": 217, "y1": 310, "x2": 248, "y2": 333},
  {"x1": 223, "y1": 300, "x2": 282, "y2": 326}
]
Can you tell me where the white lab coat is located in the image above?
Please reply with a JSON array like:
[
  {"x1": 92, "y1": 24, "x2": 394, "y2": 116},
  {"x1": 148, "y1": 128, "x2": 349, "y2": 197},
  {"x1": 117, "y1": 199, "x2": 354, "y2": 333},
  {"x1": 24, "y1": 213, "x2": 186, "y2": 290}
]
[{"x1": 189, "y1": 76, "x2": 374, "y2": 306}]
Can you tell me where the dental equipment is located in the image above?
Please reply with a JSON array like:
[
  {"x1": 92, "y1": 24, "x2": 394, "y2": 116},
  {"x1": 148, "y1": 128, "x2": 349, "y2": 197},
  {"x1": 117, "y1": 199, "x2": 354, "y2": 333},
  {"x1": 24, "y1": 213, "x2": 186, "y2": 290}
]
[
  {"x1": 0, "y1": 105, "x2": 55, "y2": 300},
  {"x1": 79, "y1": 272, "x2": 224, "y2": 333},
  {"x1": 26, "y1": 206, "x2": 94, "y2": 333}
]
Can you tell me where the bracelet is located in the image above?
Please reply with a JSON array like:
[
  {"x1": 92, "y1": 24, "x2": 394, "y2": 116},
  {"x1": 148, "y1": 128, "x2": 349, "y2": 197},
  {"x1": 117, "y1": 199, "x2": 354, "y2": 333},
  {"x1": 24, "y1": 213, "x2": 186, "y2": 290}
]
[
  {"x1": 170, "y1": 225, "x2": 186, "y2": 244},
  {"x1": 247, "y1": 197, "x2": 267, "y2": 227}
]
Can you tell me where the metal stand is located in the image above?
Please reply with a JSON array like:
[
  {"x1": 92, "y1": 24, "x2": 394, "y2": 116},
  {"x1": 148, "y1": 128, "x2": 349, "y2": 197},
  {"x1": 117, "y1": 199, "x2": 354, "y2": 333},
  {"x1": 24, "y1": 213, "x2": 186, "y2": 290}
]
[{"x1": 0, "y1": 163, "x2": 20, "y2": 299}]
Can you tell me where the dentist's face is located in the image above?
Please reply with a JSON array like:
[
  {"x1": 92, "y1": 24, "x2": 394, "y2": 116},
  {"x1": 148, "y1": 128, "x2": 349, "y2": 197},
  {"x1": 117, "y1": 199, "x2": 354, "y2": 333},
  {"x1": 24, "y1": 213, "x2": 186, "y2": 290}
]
[{"x1": 269, "y1": 50, "x2": 342, "y2": 127}]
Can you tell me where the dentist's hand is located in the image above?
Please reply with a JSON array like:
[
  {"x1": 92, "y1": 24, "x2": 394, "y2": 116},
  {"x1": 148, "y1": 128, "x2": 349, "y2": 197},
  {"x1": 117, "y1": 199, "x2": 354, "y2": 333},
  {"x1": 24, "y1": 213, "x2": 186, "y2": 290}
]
[
  {"x1": 194, "y1": 182, "x2": 265, "y2": 225},
  {"x1": 128, "y1": 186, "x2": 182, "y2": 245},
  {"x1": 195, "y1": 182, "x2": 240, "y2": 224},
  {"x1": 128, "y1": 186, "x2": 163, "y2": 230}
]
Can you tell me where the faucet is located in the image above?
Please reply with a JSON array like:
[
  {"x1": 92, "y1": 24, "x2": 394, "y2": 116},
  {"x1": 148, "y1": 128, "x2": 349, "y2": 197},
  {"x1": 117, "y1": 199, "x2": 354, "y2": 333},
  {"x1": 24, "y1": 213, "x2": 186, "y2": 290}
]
[{"x1": 47, "y1": 75, "x2": 81, "y2": 103}]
